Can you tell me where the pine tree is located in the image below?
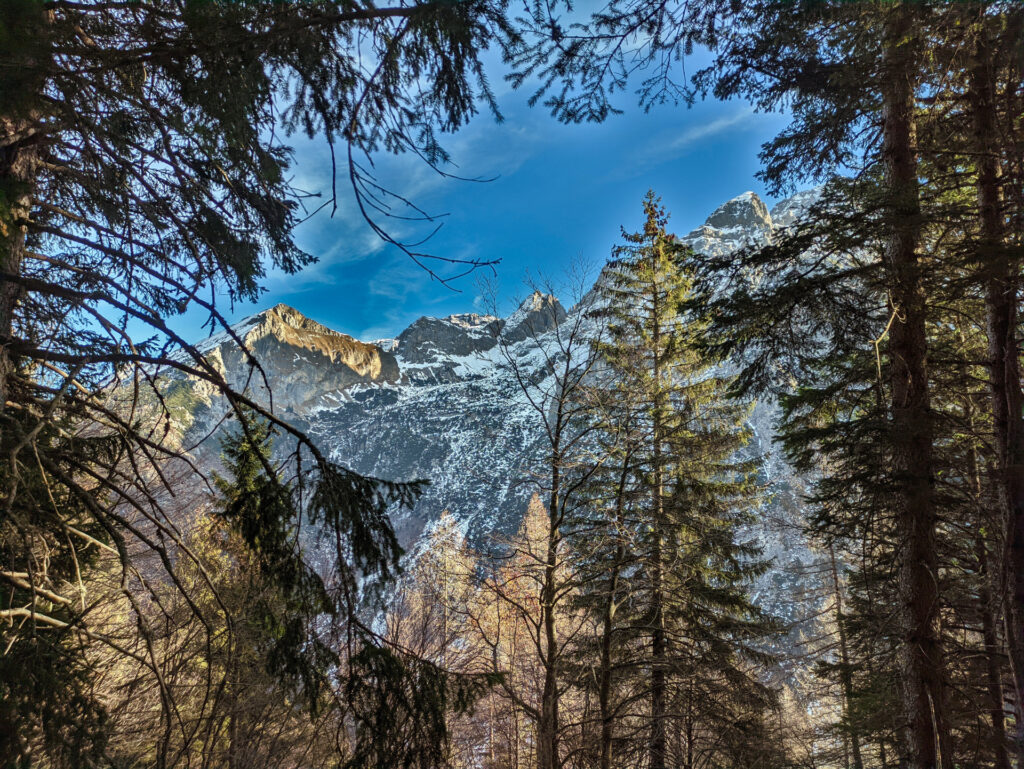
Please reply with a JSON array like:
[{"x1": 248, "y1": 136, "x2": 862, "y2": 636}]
[{"x1": 586, "y1": 192, "x2": 780, "y2": 769}]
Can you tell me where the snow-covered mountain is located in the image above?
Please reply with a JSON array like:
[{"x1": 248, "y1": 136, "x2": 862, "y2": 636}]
[{"x1": 172, "y1": 190, "x2": 823, "y2": 636}]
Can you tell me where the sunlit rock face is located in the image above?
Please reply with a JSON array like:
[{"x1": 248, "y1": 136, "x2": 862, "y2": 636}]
[
  {"x1": 171, "y1": 190, "x2": 823, "y2": 642},
  {"x1": 704, "y1": 190, "x2": 774, "y2": 232},
  {"x1": 181, "y1": 303, "x2": 399, "y2": 418}
]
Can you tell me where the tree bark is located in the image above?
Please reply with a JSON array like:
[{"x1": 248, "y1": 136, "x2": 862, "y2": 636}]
[
  {"x1": 969, "y1": 19, "x2": 1024, "y2": 766},
  {"x1": 965, "y1": 393, "x2": 1013, "y2": 769},
  {"x1": 0, "y1": 117, "x2": 37, "y2": 430},
  {"x1": 649, "y1": 243, "x2": 667, "y2": 769},
  {"x1": 879, "y1": 7, "x2": 942, "y2": 768},
  {"x1": 538, "y1": 399, "x2": 564, "y2": 769},
  {"x1": 598, "y1": 463, "x2": 629, "y2": 769},
  {"x1": 829, "y1": 544, "x2": 865, "y2": 769},
  {"x1": 979, "y1": 532, "x2": 1012, "y2": 769},
  {"x1": 597, "y1": 542, "x2": 623, "y2": 769},
  {"x1": 537, "y1": 499, "x2": 560, "y2": 769}
]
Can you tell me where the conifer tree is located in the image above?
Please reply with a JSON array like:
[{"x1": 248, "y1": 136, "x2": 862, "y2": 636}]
[
  {"x1": 513, "y1": 3, "x2": 974, "y2": 764},
  {"x1": 587, "y1": 192, "x2": 780, "y2": 769},
  {"x1": 512, "y1": 2, "x2": 1024, "y2": 764}
]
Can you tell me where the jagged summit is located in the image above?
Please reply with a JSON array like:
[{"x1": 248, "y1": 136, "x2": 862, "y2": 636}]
[
  {"x1": 198, "y1": 303, "x2": 347, "y2": 352},
  {"x1": 183, "y1": 303, "x2": 398, "y2": 415},
  {"x1": 443, "y1": 312, "x2": 500, "y2": 330},
  {"x1": 395, "y1": 313, "x2": 502, "y2": 367},
  {"x1": 768, "y1": 187, "x2": 822, "y2": 229},
  {"x1": 682, "y1": 191, "x2": 776, "y2": 257},
  {"x1": 503, "y1": 291, "x2": 566, "y2": 343},
  {"x1": 703, "y1": 191, "x2": 774, "y2": 232}
]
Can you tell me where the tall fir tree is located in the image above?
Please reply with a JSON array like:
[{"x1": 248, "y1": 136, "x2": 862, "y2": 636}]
[{"x1": 585, "y1": 192, "x2": 781, "y2": 769}]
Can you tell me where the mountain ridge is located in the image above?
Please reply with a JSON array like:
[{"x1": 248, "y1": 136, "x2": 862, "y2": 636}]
[
  {"x1": 198, "y1": 188, "x2": 799, "y2": 365},
  {"x1": 168, "y1": 190, "x2": 821, "y2": 638}
]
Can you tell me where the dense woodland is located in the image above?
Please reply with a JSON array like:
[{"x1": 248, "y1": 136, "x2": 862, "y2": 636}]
[{"x1": 3, "y1": 0, "x2": 1024, "y2": 767}]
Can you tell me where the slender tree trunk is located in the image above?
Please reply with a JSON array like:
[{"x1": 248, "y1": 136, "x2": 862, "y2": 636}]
[
  {"x1": 649, "y1": 249, "x2": 667, "y2": 769},
  {"x1": 684, "y1": 695, "x2": 694, "y2": 769},
  {"x1": 597, "y1": 576, "x2": 617, "y2": 769},
  {"x1": 829, "y1": 544, "x2": 865, "y2": 769},
  {"x1": 980, "y1": 533, "x2": 1013, "y2": 769},
  {"x1": 0, "y1": 115, "x2": 36, "y2": 763},
  {"x1": 227, "y1": 673, "x2": 238, "y2": 769},
  {"x1": 969, "y1": 21, "x2": 1024, "y2": 766},
  {"x1": 598, "y1": 549, "x2": 624, "y2": 769},
  {"x1": 650, "y1": 533, "x2": 666, "y2": 769},
  {"x1": 538, "y1": 507, "x2": 560, "y2": 769},
  {"x1": 595, "y1": 452, "x2": 633, "y2": 769},
  {"x1": 0, "y1": 117, "x2": 37, "y2": 429},
  {"x1": 538, "y1": 417, "x2": 563, "y2": 769},
  {"x1": 879, "y1": 8, "x2": 941, "y2": 768},
  {"x1": 966, "y1": 393, "x2": 1013, "y2": 769}
]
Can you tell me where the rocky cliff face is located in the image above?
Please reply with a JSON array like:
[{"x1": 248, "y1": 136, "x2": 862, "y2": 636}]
[
  {"x1": 180, "y1": 303, "x2": 399, "y2": 418},
  {"x1": 172, "y1": 191, "x2": 824, "y2": 641}
]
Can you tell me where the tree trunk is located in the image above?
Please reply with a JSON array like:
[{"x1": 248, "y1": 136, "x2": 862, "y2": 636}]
[
  {"x1": 879, "y1": 7, "x2": 941, "y2": 768},
  {"x1": 970, "y1": 20, "x2": 1024, "y2": 766},
  {"x1": 979, "y1": 532, "x2": 1012, "y2": 769},
  {"x1": 537, "y1": 515, "x2": 560, "y2": 769},
  {"x1": 966, "y1": 397, "x2": 1012, "y2": 769},
  {"x1": 598, "y1": 543, "x2": 622, "y2": 769},
  {"x1": 0, "y1": 117, "x2": 37, "y2": 430},
  {"x1": 650, "y1": 533, "x2": 666, "y2": 769},
  {"x1": 649, "y1": 246, "x2": 667, "y2": 769},
  {"x1": 829, "y1": 544, "x2": 865, "y2": 769},
  {"x1": 538, "y1": 428, "x2": 563, "y2": 769}
]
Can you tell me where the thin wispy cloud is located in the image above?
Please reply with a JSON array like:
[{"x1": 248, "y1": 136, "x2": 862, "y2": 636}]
[
  {"x1": 668, "y1": 106, "x2": 756, "y2": 151},
  {"x1": 625, "y1": 105, "x2": 758, "y2": 174}
]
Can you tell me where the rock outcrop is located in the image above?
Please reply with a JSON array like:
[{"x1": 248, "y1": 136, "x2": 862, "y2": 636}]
[
  {"x1": 683, "y1": 191, "x2": 776, "y2": 257},
  {"x1": 178, "y1": 303, "x2": 398, "y2": 417},
  {"x1": 501, "y1": 292, "x2": 567, "y2": 343}
]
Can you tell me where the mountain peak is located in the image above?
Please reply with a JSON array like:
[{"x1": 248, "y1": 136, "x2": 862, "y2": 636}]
[
  {"x1": 769, "y1": 187, "x2": 823, "y2": 229},
  {"x1": 254, "y1": 303, "x2": 347, "y2": 341},
  {"x1": 442, "y1": 312, "x2": 501, "y2": 330},
  {"x1": 187, "y1": 303, "x2": 398, "y2": 412},
  {"x1": 703, "y1": 191, "x2": 773, "y2": 232},
  {"x1": 502, "y1": 291, "x2": 566, "y2": 343}
]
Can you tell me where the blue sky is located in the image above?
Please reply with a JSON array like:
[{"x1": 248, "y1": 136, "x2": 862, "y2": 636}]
[{"x1": 176, "y1": 57, "x2": 791, "y2": 343}]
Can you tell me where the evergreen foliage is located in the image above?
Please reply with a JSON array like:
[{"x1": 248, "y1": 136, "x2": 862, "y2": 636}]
[
  {"x1": 508, "y1": 0, "x2": 1024, "y2": 763},
  {"x1": 9, "y1": 0, "x2": 1024, "y2": 765},
  {"x1": 578, "y1": 193, "x2": 781, "y2": 769}
]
